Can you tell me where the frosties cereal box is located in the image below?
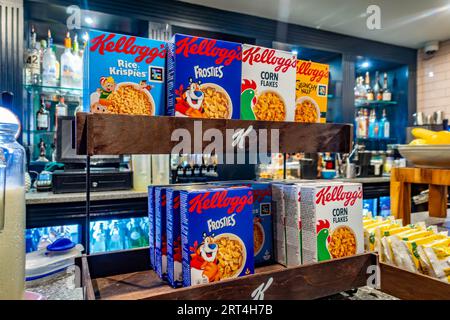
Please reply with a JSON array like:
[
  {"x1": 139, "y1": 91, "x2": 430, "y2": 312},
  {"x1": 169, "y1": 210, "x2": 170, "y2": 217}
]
[
  {"x1": 295, "y1": 60, "x2": 329, "y2": 123},
  {"x1": 241, "y1": 45, "x2": 297, "y2": 121},
  {"x1": 83, "y1": 30, "x2": 166, "y2": 115},
  {"x1": 180, "y1": 187, "x2": 254, "y2": 287},
  {"x1": 208, "y1": 181, "x2": 273, "y2": 266},
  {"x1": 167, "y1": 34, "x2": 242, "y2": 119},
  {"x1": 300, "y1": 183, "x2": 364, "y2": 263}
]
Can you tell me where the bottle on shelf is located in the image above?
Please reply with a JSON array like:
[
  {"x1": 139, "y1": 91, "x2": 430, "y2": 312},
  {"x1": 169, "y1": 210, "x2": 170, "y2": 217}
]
[
  {"x1": 61, "y1": 31, "x2": 74, "y2": 88},
  {"x1": 354, "y1": 76, "x2": 367, "y2": 100},
  {"x1": 355, "y1": 110, "x2": 361, "y2": 138},
  {"x1": 42, "y1": 29, "x2": 58, "y2": 87},
  {"x1": 364, "y1": 72, "x2": 374, "y2": 101},
  {"x1": 373, "y1": 71, "x2": 383, "y2": 101},
  {"x1": 55, "y1": 96, "x2": 68, "y2": 118},
  {"x1": 184, "y1": 155, "x2": 193, "y2": 177},
  {"x1": 72, "y1": 34, "x2": 83, "y2": 89},
  {"x1": 176, "y1": 155, "x2": 185, "y2": 178},
  {"x1": 379, "y1": 109, "x2": 390, "y2": 138},
  {"x1": 24, "y1": 25, "x2": 41, "y2": 85},
  {"x1": 36, "y1": 97, "x2": 50, "y2": 131},
  {"x1": 360, "y1": 109, "x2": 369, "y2": 138},
  {"x1": 382, "y1": 73, "x2": 392, "y2": 101},
  {"x1": 368, "y1": 109, "x2": 379, "y2": 138}
]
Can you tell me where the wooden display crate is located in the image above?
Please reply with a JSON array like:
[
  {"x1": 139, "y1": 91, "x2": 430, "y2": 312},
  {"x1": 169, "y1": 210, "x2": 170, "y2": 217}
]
[
  {"x1": 78, "y1": 248, "x2": 377, "y2": 300},
  {"x1": 76, "y1": 113, "x2": 353, "y2": 156}
]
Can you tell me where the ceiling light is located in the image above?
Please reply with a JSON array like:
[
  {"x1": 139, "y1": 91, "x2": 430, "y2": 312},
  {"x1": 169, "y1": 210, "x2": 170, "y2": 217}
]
[{"x1": 361, "y1": 61, "x2": 370, "y2": 69}]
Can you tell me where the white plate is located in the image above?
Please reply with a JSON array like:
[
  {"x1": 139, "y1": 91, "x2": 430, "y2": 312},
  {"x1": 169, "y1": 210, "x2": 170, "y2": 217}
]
[{"x1": 397, "y1": 144, "x2": 450, "y2": 168}]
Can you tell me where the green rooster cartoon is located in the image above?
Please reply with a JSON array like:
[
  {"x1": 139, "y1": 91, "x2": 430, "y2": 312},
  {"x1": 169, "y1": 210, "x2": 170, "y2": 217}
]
[
  {"x1": 317, "y1": 220, "x2": 331, "y2": 261},
  {"x1": 241, "y1": 79, "x2": 257, "y2": 120}
]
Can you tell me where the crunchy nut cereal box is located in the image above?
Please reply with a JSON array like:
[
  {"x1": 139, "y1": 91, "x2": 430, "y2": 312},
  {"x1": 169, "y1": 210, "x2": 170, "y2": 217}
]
[
  {"x1": 300, "y1": 182, "x2": 364, "y2": 263},
  {"x1": 167, "y1": 34, "x2": 242, "y2": 119},
  {"x1": 241, "y1": 45, "x2": 297, "y2": 121},
  {"x1": 208, "y1": 181, "x2": 273, "y2": 266},
  {"x1": 83, "y1": 30, "x2": 166, "y2": 115},
  {"x1": 295, "y1": 60, "x2": 329, "y2": 123},
  {"x1": 180, "y1": 187, "x2": 254, "y2": 287}
]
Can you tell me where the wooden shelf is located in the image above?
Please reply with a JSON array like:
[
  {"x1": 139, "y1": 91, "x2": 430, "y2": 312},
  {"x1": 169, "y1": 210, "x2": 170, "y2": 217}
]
[
  {"x1": 76, "y1": 113, "x2": 353, "y2": 156},
  {"x1": 80, "y1": 248, "x2": 376, "y2": 300}
]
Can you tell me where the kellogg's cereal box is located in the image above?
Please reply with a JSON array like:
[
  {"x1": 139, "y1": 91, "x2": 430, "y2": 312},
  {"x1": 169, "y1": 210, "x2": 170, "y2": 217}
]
[
  {"x1": 83, "y1": 30, "x2": 166, "y2": 115},
  {"x1": 148, "y1": 186, "x2": 156, "y2": 270},
  {"x1": 241, "y1": 45, "x2": 297, "y2": 121},
  {"x1": 295, "y1": 60, "x2": 329, "y2": 123},
  {"x1": 271, "y1": 183, "x2": 286, "y2": 266},
  {"x1": 167, "y1": 34, "x2": 242, "y2": 119},
  {"x1": 209, "y1": 181, "x2": 273, "y2": 266},
  {"x1": 155, "y1": 187, "x2": 168, "y2": 280},
  {"x1": 300, "y1": 183, "x2": 364, "y2": 263},
  {"x1": 166, "y1": 184, "x2": 208, "y2": 288},
  {"x1": 180, "y1": 187, "x2": 254, "y2": 287}
]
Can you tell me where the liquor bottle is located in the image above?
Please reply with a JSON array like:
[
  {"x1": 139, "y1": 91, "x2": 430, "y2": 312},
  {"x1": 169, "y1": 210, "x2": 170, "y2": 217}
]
[
  {"x1": 24, "y1": 25, "x2": 41, "y2": 85},
  {"x1": 382, "y1": 73, "x2": 392, "y2": 101},
  {"x1": 36, "y1": 97, "x2": 49, "y2": 131},
  {"x1": 176, "y1": 155, "x2": 185, "y2": 178},
  {"x1": 129, "y1": 219, "x2": 144, "y2": 248},
  {"x1": 200, "y1": 156, "x2": 207, "y2": 177},
  {"x1": 193, "y1": 160, "x2": 200, "y2": 177},
  {"x1": 364, "y1": 72, "x2": 374, "y2": 101},
  {"x1": 72, "y1": 34, "x2": 83, "y2": 89},
  {"x1": 368, "y1": 109, "x2": 379, "y2": 138},
  {"x1": 61, "y1": 31, "x2": 74, "y2": 88},
  {"x1": 354, "y1": 76, "x2": 366, "y2": 100},
  {"x1": 355, "y1": 110, "x2": 361, "y2": 138},
  {"x1": 360, "y1": 109, "x2": 369, "y2": 138},
  {"x1": 42, "y1": 29, "x2": 58, "y2": 87},
  {"x1": 184, "y1": 156, "x2": 193, "y2": 177},
  {"x1": 379, "y1": 109, "x2": 390, "y2": 138},
  {"x1": 53, "y1": 45, "x2": 60, "y2": 84},
  {"x1": 373, "y1": 71, "x2": 383, "y2": 101}
]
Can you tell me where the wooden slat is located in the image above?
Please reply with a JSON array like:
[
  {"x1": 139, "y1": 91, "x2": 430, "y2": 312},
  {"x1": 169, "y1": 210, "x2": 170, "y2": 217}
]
[
  {"x1": 75, "y1": 113, "x2": 352, "y2": 156},
  {"x1": 428, "y1": 185, "x2": 448, "y2": 218},
  {"x1": 380, "y1": 263, "x2": 450, "y2": 300},
  {"x1": 92, "y1": 253, "x2": 376, "y2": 300},
  {"x1": 391, "y1": 167, "x2": 450, "y2": 185}
]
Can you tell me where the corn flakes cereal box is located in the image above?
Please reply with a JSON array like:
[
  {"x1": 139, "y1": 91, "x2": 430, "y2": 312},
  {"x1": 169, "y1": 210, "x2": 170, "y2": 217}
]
[
  {"x1": 166, "y1": 184, "x2": 208, "y2": 288},
  {"x1": 83, "y1": 30, "x2": 166, "y2": 115},
  {"x1": 241, "y1": 45, "x2": 297, "y2": 121},
  {"x1": 167, "y1": 34, "x2": 242, "y2": 119},
  {"x1": 295, "y1": 60, "x2": 329, "y2": 123},
  {"x1": 300, "y1": 182, "x2": 364, "y2": 263},
  {"x1": 180, "y1": 187, "x2": 254, "y2": 287},
  {"x1": 208, "y1": 181, "x2": 273, "y2": 266}
]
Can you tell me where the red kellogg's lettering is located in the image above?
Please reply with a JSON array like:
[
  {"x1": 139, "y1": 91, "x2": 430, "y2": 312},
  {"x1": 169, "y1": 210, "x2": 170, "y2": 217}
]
[
  {"x1": 175, "y1": 36, "x2": 241, "y2": 66},
  {"x1": 90, "y1": 33, "x2": 166, "y2": 64},
  {"x1": 252, "y1": 188, "x2": 271, "y2": 203},
  {"x1": 161, "y1": 193, "x2": 167, "y2": 207},
  {"x1": 189, "y1": 190, "x2": 253, "y2": 214},
  {"x1": 173, "y1": 195, "x2": 180, "y2": 210},
  {"x1": 297, "y1": 61, "x2": 329, "y2": 82},
  {"x1": 242, "y1": 46, "x2": 296, "y2": 73},
  {"x1": 316, "y1": 186, "x2": 362, "y2": 206}
]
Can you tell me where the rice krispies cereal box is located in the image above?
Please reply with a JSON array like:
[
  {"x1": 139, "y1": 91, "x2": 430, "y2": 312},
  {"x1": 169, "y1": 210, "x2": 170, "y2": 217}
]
[
  {"x1": 241, "y1": 45, "x2": 297, "y2": 121},
  {"x1": 295, "y1": 60, "x2": 329, "y2": 123},
  {"x1": 180, "y1": 187, "x2": 254, "y2": 287},
  {"x1": 300, "y1": 182, "x2": 364, "y2": 263},
  {"x1": 167, "y1": 34, "x2": 242, "y2": 119},
  {"x1": 83, "y1": 30, "x2": 166, "y2": 115},
  {"x1": 166, "y1": 184, "x2": 208, "y2": 288},
  {"x1": 208, "y1": 181, "x2": 273, "y2": 266}
]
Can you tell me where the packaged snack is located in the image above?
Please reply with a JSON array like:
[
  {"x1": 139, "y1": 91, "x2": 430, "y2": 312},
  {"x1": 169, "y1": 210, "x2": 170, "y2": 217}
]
[
  {"x1": 167, "y1": 34, "x2": 242, "y2": 119},
  {"x1": 208, "y1": 181, "x2": 273, "y2": 265},
  {"x1": 282, "y1": 184, "x2": 302, "y2": 266},
  {"x1": 148, "y1": 186, "x2": 156, "y2": 270},
  {"x1": 180, "y1": 186, "x2": 254, "y2": 287},
  {"x1": 241, "y1": 45, "x2": 297, "y2": 121},
  {"x1": 301, "y1": 183, "x2": 364, "y2": 263},
  {"x1": 419, "y1": 238, "x2": 450, "y2": 279},
  {"x1": 84, "y1": 30, "x2": 166, "y2": 115},
  {"x1": 295, "y1": 60, "x2": 329, "y2": 123},
  {"x1": 271, "y1": 183, "x2": 287, "y2": 265},
  {"x1": 154, "y1": 187, "x2": 168, "y2": 280}
]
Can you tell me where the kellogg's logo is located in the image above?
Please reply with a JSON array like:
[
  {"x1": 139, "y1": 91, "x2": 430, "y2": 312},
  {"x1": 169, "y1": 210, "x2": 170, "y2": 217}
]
[
  {"x1": 90, "y1": 33, "x2": 166, "y2": 64},
  {"x1": 252, "y1": 188, "x2": 271, "y2": 203},
  {"x1": 189, "y1": 190, "x2": 253, "y2": 214},
  {"x1": 297, "y1": 61, "x2": 329, "y2": 82},
  {"x1": 173, "y1": 195, "x2": 180, "y2": 210},
  {"x1": 176, "y1": 36, "x2": 241, "y2": 66},
  {"x1": 316, "y1": 186, "x2": 362, "y2": 206},
  {"x1": 242, "y1": 46, "x2": 297, "y2": 73},
  {"x1": 161, "y1": 193, "x2": 167, "y2": 207}
]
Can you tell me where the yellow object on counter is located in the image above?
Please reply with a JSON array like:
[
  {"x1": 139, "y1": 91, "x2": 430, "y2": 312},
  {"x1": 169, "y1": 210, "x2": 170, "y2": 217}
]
[{"x1": 410, "y1": 128, "x2": 450, "y2": 145}]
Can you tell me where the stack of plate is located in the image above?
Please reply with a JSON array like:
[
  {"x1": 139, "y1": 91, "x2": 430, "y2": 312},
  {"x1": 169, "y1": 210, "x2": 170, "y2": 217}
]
[{"x1": 397, "y1": 145, "x2": 450, "y2": 168}]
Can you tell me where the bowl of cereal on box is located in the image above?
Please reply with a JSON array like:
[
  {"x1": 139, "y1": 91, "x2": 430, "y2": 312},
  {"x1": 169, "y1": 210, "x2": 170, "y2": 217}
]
[
  {"x1": 328, "y1": 226, "x2": 357, "y2": 258},
  {"x1": 253, "y1": 221, "x2": 265, "y2": 256},
  {"x1": 295, "y1": 96, "x2": 320, "y2": 123},
  {"x1": 200, "y1": 83, "x2": 232, "y2": 119},
  {"x1": 215, "y1": 233, "x2": 247, "y2": 280},
  {"x1": 108, "y1": 82, "x2": 155, "y2": 115},
  {"x1": 253, "y1": 90, "x2": 286, "y2": 121}
]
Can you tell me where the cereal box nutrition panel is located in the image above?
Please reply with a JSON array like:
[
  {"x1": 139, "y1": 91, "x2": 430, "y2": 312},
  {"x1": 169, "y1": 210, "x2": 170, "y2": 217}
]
[
  {"x1": 83, "y1": 30, "x2": 166, "y2": 115},
  {"x1": 167, "y1": 34, "x2": 242, "y2": 119},
  {"x1": 180, "y1": 187, "x2": 254, "y2": 287},
  {"x1": 300, "y1": 183, "x2": 364, "y2": 263},
  {"x1": 241, "y1": 45, "x2": 297, "y2": 121},
  {"x1": 296, "y1": 60, "x2": 329, "y2": 123}
]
